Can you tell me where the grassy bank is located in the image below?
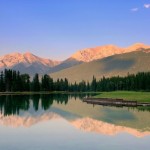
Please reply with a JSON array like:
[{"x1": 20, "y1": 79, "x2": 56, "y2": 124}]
[{"x1": 94, "y1": 91, "x2": 150, "y2": 102}]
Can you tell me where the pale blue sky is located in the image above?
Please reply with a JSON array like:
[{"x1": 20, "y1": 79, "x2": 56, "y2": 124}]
[{"x1": 0, "y1": 0, "x2": 150, "y2": 60}]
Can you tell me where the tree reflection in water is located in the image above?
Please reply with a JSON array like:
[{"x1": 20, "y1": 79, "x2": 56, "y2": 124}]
[{"x1": 0, "y1": 94, "x2": 89, "y2": 116}]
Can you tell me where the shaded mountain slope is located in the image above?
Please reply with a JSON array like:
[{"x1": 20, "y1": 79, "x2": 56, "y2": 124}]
[{"x1": 48, "y1": 57, "x2": 83, "y2": 73}]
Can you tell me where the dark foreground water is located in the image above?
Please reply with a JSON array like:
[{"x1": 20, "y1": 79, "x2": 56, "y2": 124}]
[{"x1": 0, "y1": 94, "x2": 150, "y2": 150}]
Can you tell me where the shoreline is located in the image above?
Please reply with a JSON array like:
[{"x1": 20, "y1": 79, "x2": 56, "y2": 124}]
[
  {"x1": 0, "y1": 91, "x2": 98, "y2": 96},
  {"x1": 0, "y1": 91, "x2": 150, "y2": 103}
]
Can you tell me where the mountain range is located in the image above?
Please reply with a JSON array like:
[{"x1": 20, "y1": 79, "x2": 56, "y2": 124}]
[{"x1": 0, "y1": 43, "x2": 150, "y2": 81}]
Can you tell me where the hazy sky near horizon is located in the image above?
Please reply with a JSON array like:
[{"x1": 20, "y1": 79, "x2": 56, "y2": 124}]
[{"x1": 0, "y1": 0, "x2": 150, "y2": 60}]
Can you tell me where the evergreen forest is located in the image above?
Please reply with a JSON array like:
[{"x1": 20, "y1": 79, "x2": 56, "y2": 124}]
[{"x1": 0, "y1": 69, "x2": 150, "y2": 92}]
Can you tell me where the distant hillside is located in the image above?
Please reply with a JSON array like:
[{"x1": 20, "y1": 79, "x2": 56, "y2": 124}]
[{"x1": 50, "y1": 49, "x2": 150, "y2": 83}]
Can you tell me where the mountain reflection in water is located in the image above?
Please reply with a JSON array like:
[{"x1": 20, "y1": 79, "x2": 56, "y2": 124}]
[{"x1": 0, "y1": 94, "x2": 150, "y2": 137}]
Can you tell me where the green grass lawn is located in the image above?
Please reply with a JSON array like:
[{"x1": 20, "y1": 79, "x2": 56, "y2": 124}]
[{"x1": 94, "y1": 91, "x2": 150, "y2": 102}]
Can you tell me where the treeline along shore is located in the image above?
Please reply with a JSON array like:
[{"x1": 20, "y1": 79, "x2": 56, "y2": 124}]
[{"x1": 0, "y1": 69, "x2": 150, "y2": 92}]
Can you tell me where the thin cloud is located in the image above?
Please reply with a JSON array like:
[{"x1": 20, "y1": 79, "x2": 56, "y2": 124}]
[
  {"x1": 131, "y1": 8, "x2": 139, "y2": 12},
  {"x1": 144, "y1": 4, "x2": 150, "y2": 9}
]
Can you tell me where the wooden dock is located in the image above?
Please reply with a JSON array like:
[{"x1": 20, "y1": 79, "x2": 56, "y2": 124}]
[{"x1": 83, "y1": 98, "x2": 150, "y2": 107}]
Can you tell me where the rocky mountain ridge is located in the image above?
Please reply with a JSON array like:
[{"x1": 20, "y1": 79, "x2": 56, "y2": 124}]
[
  {"x1": 71, "y1": 43, "x2": 150, "y2": 62},
  {"x1": 0, "y1": 52, "x2": 60, "y2": 69}
]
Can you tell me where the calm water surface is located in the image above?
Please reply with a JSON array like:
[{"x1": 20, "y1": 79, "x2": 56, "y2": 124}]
[{"x1": 0, "y1": 94, "x2": 150, "y2": 150}]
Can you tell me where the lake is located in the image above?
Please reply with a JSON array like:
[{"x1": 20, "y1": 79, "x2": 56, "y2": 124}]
[{"x1": 0, "y1": 94, "x2": 150, "y2": 150}]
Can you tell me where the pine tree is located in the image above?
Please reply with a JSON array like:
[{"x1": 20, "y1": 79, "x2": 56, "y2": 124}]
[
  {"x1": 32, "y1": 74, "x2": 40, "y2": 91},
  {"x1": 91, "y1": 76, "x2": 97, "y2": 91},
  {"x1": 21, "y1": 74, "x2": 30, "y2": 91},
  {"x1": 64, "y1": 78, "x2": 68, "y2": 91},
  {"x1": 0, "y1": 71, "x2": 5, "y2": 92},
  {"x1": 5, "y1": 69, "x2": 13, "y2": 92},
  {"x1": 41, "y1": 74, "x2": 53, "y2": 91}
]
